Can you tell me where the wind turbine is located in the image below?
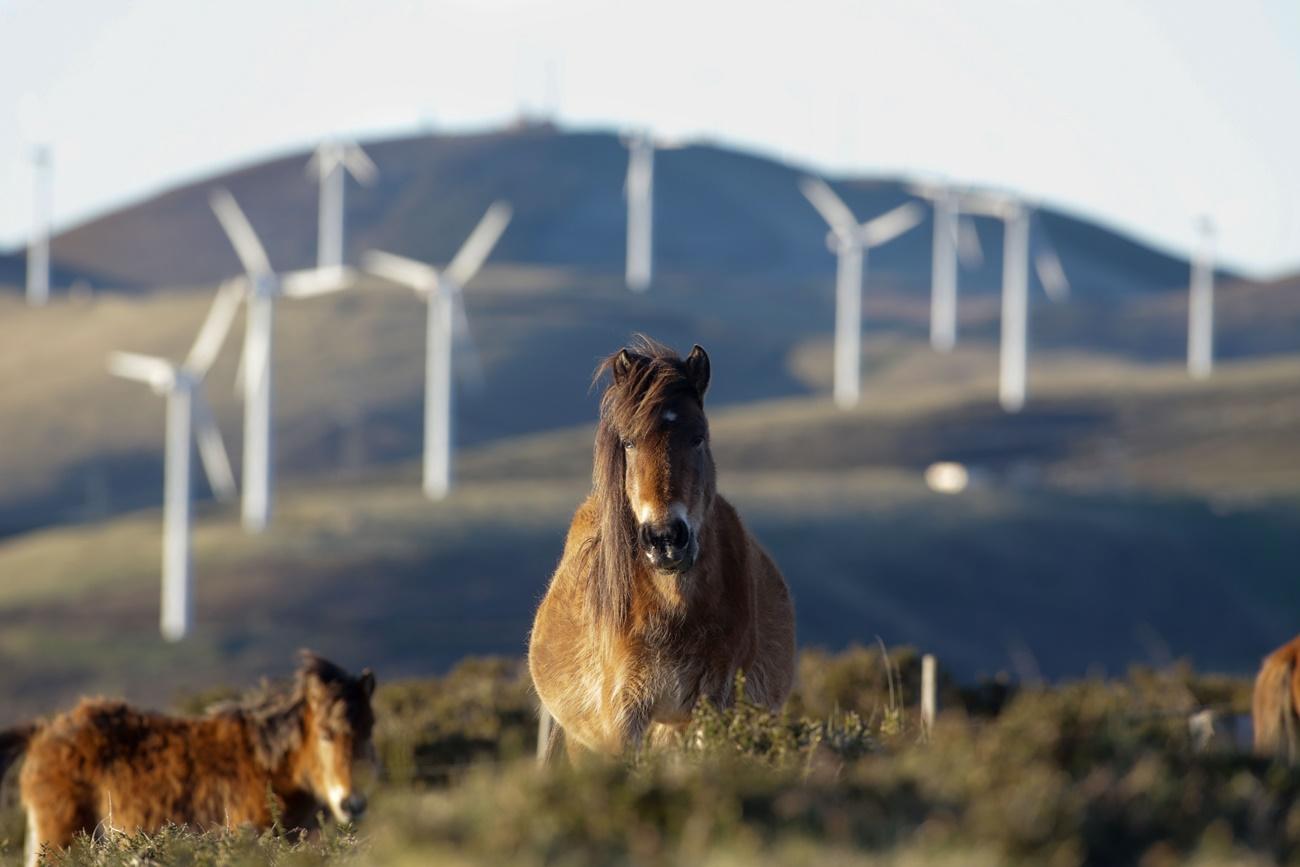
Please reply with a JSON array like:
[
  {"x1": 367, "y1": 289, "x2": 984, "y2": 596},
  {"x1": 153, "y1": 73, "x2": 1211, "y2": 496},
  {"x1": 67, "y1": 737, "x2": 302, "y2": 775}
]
[
  {"x1": 307, "y1": 140, "x2": 377, "y2": 270},
  {"x1": 107, "y1": 280, "x2": 243, "y2": 641},
  {"x1": 624, "y1": 133, "x2": 654, "y2": 292},
  {"x1": 959, "y1": 192, "x2": 1070, "y2": 413},
  {"x1": 363, "y1": 201, "x2": 513, "y2": 499},
  {"x1": 1187, "y1": 217, "x2": 1215, "y2": 379},
  {"x1": 800, "y1": 177, "x2": 924, "y2": 408},
  {"x1": 909, "y1": 182, "x2": 985, "y2": 352},
  {"x1": 26, "y1": 145, "x2": 52, "y2": 306},
  {"x1": 209, "y1": 188, "x2": 355, "y2": 533}
]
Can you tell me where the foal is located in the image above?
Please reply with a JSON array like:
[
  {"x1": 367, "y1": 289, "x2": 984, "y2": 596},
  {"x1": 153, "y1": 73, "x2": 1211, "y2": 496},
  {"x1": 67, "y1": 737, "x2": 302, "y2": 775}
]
[
  {"x1": 1, "y1": 651, "x2": 375, "y2": 865},
  {"x1": 529, "y1": 338, "x2": 796, "y2": 756}
]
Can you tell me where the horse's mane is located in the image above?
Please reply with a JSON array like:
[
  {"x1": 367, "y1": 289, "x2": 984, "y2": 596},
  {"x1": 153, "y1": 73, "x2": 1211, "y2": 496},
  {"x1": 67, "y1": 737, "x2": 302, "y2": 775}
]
[
  {"x1": 207, "y1": 652, "x2": 351, "y2": 770},
  {"x1": 586, "y1": 336, "x2": 704, "y2": 626}
]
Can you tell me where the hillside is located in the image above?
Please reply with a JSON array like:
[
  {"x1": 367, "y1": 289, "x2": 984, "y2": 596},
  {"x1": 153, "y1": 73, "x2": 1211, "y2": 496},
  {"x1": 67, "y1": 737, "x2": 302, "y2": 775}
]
[
  {"x1": 1, "y1": 346, "x2": 1297, "y2": 721},
  {"x1": 0, "y1": 259, "x2": 1295, "y2": 540},
  {"x1": 4, "y1": 126, "x2": 1202, "y2": 299}
]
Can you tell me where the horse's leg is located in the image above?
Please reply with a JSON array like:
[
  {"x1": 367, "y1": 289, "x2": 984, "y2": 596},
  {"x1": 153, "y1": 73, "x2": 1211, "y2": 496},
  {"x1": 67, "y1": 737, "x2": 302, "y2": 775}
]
[
  {"x1": 536, "y1": 708, "x2": 566, "y2": 768},
  {"x1": 25, "y1": 800, "x2": 80, "y2": 867},
  {"x1": 23, "y1": 806, "x2": 38, "y2": 867},
  {"x1": 647, "y1": 722, "x2": 688, "y2": 750}
]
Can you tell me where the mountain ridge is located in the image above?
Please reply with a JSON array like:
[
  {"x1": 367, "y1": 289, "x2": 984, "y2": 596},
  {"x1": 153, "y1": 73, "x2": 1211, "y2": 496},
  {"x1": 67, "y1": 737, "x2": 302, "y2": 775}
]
[{"x1": 2, "y1": 126, "x2": 1210, "y2": 299}]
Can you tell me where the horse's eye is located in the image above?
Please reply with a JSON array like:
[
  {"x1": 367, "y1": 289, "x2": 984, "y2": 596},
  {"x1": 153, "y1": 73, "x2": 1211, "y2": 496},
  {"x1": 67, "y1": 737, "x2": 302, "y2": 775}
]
[
  {"x1": 622, "y1": 439, "x2": 635, "y2": 450},
  {"x1": 691, "y1": 435, "x2": 705, "y2": 448}
]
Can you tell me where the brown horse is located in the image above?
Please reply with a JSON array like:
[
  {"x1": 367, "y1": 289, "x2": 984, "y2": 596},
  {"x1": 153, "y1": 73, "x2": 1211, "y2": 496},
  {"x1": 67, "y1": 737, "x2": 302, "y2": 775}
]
[
  {"x1": 0, "y1": 651, "x2": 375, "y2": 866},
  {"x1": 1254, "y1": 635, "x2": 1300, "y2": 761},
  {"x1": 529, "y1": 337, "x2": 796, "y2": 757}
]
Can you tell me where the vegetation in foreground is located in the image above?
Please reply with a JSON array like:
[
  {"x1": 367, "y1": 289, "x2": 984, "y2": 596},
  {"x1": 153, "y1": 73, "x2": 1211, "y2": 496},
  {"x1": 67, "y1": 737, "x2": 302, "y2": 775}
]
[{"x1": 2, "y1": 646, "x2": 1294, "y2": 866}]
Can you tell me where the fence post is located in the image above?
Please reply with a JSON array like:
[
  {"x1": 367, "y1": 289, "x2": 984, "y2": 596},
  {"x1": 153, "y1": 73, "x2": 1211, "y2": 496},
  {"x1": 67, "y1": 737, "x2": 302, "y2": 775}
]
[{"x1": 921, "y1": 654, "x2": 937, "y2": 740}]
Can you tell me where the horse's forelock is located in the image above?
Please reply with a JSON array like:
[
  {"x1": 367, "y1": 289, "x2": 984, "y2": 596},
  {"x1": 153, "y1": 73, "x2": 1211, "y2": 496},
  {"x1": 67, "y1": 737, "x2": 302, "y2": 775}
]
[
  {"x1": 586, "y1": 339, "x2": 706, "y2": 628},
  {"x1": 596, "y1": 342, "x2": 701, "y2": 442}
]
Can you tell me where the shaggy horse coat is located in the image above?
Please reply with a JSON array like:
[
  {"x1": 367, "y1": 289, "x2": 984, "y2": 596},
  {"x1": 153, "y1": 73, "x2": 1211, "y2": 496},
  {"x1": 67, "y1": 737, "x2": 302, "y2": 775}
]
[
  {"x1": 529, "y1": 338, "x2": 796, "y2": 756},
  {"x1": 0, "y1": 652, "x2": 375, "y2": 866},
  {"x1": 1253, "y1": 635, "x2": 1300, "y2": 761}
]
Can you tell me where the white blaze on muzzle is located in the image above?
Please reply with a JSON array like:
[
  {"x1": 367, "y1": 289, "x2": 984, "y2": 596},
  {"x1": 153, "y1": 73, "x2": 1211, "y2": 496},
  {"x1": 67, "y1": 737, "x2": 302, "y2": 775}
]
[{"x1": 317, "y1": 737, "x2": 353, "y2": 822}]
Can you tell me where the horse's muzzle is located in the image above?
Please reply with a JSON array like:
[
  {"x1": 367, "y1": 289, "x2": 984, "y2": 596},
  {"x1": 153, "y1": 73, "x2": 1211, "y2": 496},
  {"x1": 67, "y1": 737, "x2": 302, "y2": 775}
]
[
  {"x1": 339, "y1": 792, "x2": 368, "y2": 821},
  {"x1": 640, "y1": 518, "x2": 696, "y2": 573}
]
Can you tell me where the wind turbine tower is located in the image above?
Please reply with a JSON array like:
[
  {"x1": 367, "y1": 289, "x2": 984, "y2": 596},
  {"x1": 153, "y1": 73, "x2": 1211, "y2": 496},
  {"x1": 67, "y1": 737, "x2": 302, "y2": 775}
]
[
  {"x1": 1187, "y1": 217, "x2": 1215, "y2": 379},
  {"x1": 27, "y1": 146, "x2": 52, "y2": 306},
  {"x1": 363, "y1": 202, "x2": 513, "y2": 499},
  {"x1": 308, "y1": 140, "x2": 377, "y2": 270},
  {"x1": 909, "y1": 183, "x2": 964, "y2": 352},
  {"x1": 800, "y1": 178, "x2": 924, "y2": 408},
  {"x1": 960, "y1": 192, "x2": 1070, "y2": 413},
  {"x1": 210, "y1": 189, "x2": 355, "y2": 532},
  {"x1": 107, "y1": 281, "x2": 242, "y2": 640},
  {"x1": 624, "y1": 133, "x2": 654, "y2": 292}
]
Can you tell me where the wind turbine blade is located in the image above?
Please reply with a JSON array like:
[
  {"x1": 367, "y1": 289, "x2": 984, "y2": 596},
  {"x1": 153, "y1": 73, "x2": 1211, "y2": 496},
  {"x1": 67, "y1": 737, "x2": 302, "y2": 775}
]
[
  {"x1": 209, "y1": 189, "x2": 273, "y2": 278},
  {"x1": 451, "y1": 291, "x2": 486, "y2": 391},
  {"x1": 184, "y1": 279, "x2": 245, "y2": 375},
  {"x1": 280, "y1": 266, "x2": 356, "y2": 298},
  {"x1": 233, "y1": 348, "x2": 246, "y2": 397},
  {"x1": 957, "y1": 218, "x2": 984, "y2": 267},
  {"x1": 107, "y1": 352, "x2": 174, "y2": 389},
  {"x1": 862, "y1": 202, "x2": 924, "y2": 248},
  {"x1": 445, "y1": 201, "x2": 513, "y2": 288},
  {"x1": 957, "y1": 190, "x2": 1011, "y2": 218},
  {"x1": 361, "y1": 249, "x2": 438, "y2": 291},
  {"x1": 1035, "y1": 247, "x2": 1070, "y2": 301},
  {"x1": 799, "y1": 177, "x2": 857, "y2": 231},
  {"x1": 305, "y1": 143, "x2": 330, "y2": 177},
  {"x1": 906, "y1": 182, "x2": 945, "y2": 201},
  {"x1": 191, "y1": 389, "x2": 237, "y2": 503},
  {"x1": 1031, "y1": 213, "x2": 1070, "y2": 301},
  {"x1": 343, "y1": 144, "x2": 378, "y2": 185}
]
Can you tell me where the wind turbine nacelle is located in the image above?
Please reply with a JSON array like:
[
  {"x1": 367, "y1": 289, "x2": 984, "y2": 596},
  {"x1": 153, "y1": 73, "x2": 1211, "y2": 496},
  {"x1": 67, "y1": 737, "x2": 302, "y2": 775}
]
[
  {"x1": 825, "y1": 230, "x2": 857, "y2": 254},
  {"x1": 253, "y1": 274, "x2": 280, "y2": 299}
]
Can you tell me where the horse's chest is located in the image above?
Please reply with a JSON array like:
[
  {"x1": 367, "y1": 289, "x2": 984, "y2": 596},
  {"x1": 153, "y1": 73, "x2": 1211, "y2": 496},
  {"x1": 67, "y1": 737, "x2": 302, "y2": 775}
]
[{"x1": 626, "y1": 651, "x2": 703, "y2": 724}]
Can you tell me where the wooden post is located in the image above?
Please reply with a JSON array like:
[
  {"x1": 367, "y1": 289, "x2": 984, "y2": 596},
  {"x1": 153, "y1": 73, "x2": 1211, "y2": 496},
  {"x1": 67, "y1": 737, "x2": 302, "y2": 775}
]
[
  {"x1": 921, "y1": 654, "x2": 937, "y2": 739},
  {"x1": 536, "y1": 706, "x2": 554, "y2": 766}
]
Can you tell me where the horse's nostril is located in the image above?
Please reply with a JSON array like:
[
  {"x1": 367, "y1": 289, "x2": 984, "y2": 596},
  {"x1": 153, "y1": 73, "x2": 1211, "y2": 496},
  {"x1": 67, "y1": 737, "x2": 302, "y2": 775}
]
[
  {"x1": 640, "y1": 519, "x2": 691, "y2": 554},
  {"x1": 344, "y1": 793, "x2": 367, "y2": 817}
]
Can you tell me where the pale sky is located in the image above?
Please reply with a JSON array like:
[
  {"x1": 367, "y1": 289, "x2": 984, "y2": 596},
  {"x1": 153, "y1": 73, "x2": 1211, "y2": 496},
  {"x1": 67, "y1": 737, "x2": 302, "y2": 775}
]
[{"x1": 3, "y1": 0, "x2": 1298, "y2": 275}]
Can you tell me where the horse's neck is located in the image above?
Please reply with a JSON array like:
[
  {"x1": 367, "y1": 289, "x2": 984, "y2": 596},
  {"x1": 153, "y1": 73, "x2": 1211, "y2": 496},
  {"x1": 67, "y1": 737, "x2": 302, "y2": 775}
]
[{"x1": 243, "y1": 707, "x2": 310, "y2": 786}]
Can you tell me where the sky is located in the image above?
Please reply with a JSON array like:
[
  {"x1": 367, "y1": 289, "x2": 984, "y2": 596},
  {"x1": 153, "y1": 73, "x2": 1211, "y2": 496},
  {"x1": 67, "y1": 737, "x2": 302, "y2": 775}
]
[{"x1": 2, "y1": 0, "x2": 1298, "y2": 276}]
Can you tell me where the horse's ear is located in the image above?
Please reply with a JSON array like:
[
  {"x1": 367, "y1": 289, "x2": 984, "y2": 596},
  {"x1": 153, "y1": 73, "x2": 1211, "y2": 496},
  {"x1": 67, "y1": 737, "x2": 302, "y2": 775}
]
[
  {"x1": 359, "y1": 668, "x2": 376, "y2": 698},
  {"x1": 612, "y1": 349, "x2": 644, "y2": 386},
  {"x1": 685, "y1": 345, "x2": 710, "y2": 399}
]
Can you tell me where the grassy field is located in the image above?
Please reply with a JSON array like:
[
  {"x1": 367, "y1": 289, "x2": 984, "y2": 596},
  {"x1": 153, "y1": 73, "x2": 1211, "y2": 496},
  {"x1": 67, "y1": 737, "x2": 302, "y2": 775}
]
[
  {"x1": 1, "y1": 322, "x2": 1298, "y2": 719},
  {"x1": 1, "y1": 264, "x2": 1295, "y2": 538},
  {"x1": 3, "y1": 646, "x2": 1292, "y2": 867}
]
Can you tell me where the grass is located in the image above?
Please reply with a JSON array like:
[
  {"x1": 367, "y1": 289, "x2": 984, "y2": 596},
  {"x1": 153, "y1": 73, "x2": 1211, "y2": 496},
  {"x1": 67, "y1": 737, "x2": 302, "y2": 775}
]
[
  {"x1": 1, "y1": 460, "x2": 1297, "y2": 722},
  {"x1": 1, "y1": 647, "x2": 1290, "y2": 866}
]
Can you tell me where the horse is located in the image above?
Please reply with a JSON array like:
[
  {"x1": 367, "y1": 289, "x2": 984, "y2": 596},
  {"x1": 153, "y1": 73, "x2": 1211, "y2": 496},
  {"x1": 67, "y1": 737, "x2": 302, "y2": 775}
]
[
  {"x1": 529, "y1": 337, "x2": 796, "y2": 758},
  {"x1": 1253, "y1": 635, "x2": 1300, "y2": 761},
  {"x1": 0, "y1": 651, "x2": 375, "y2": 866}
]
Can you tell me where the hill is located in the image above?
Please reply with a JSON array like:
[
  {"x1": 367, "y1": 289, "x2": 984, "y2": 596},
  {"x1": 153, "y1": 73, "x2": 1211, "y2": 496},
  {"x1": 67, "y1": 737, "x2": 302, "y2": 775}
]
[
  {"x1": 0, "y1": 258, "x2": 1295, "y2": 540},
  {"x1": 0, "y1": 346, "x2": 1297, "y2": 720},
  {"x1": 5, "y1": 126, "x2": 1203, "y2": 299}
]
